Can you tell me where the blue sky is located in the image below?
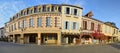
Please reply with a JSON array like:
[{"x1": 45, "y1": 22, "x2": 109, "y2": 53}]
[{"x1": 0, "y1": 0, "x2": 120, "y2": 29}]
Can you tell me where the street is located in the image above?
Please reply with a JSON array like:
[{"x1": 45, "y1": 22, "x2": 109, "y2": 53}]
[{"x1": 0, "y1": 41, "x2": 120, "y2": 53}]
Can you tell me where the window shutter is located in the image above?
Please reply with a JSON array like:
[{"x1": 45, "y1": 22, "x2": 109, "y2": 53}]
[
  {"x1": 77, "y1": 10, "x2": 80, "y2": 16},
  {"x1": 68, "y1": 22, "x2": 70, "y2": 30},
  {"x1": 64, "y1": 7, "x2": 66, "y2": 14},
  {"x1": 64, "y1": 21, "x2": 66, "y2": 29},
  {"x1": 38, "y1": 18, "x2": 42, "y2": 26},
  {"x1": 71, "y1": 22, "x2": 73, "y2": 30},
  {"x1": 71, "y1": 8, "x2": 74, "y2": 15},
  {"x1": 48, "y1": 18, "x2": 51, "y2": 26},
  {"x1": 77, "y1": 22, "x2": 79, "y2": 30}
]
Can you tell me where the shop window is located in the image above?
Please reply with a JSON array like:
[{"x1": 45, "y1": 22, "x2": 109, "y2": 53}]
[{"x1": 48, "y1": 36, "x2": 52, "y2": 40}]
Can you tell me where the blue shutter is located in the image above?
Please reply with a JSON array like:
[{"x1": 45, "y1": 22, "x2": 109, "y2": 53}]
[
  {"x1": 76, "y1": 22, "x2": 79, "y2": 30},
  {"x1": 71, "y1": 8, "x2": 73, "y2": 15},
  {"x1": 77, "y1": 10, "x2": 80, "y2": 16},
  {"x1": 48, "y1": 18, "x2": 51, "y2": 26},
  {"x1": 40, "y1": 18, "x2": 42, "y2": 26},
  {"x1": 32, "y1": 18, "x2": 34, "y2": 27},
  {"x1": 46, "y1": 17, "x2": 48, "y2": 26},
  {"x1": 71, "y1": 22, "x2": 73, "y2": 30},
  {"x1": 38, "y1": 18, "x2": 42, "y2": 27},
  {"x1": 64, "y1": 7, "x2": 66, "y2": 14},
  {"x1": 68, "y1": 22, "x2": 70, "y2": 30}
]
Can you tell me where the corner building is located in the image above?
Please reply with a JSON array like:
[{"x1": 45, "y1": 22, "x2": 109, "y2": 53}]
[{"x1": 5, "y1": 4, "x2": 83, "y2": 45}]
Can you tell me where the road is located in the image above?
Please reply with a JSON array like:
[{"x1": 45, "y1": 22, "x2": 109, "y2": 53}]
[{"x1": 0, "y1": 41, "x2": 120, "y2": 53}]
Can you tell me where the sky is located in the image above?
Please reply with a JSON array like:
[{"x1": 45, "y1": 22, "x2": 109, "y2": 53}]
[{"x1": 0, "y1": 0, "x2": 120, "y2": 29}]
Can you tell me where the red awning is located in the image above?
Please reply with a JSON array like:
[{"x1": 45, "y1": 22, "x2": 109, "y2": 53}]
[{"x1": 92, "y1": 31, "x2": 101, "y2": 39}]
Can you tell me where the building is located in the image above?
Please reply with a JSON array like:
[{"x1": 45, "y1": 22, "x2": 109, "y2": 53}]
[
  {"x1": 81, "y1": 11, "x2": 103, "y2": 44},
  {"x1": 118, "y1": 31, "x2": 120, "y2": 42},
  {"x1": 5, "y1": 4, "x2": 119, "y2": 45},
  {"x1": 0, "y1": 27, "x2": 5, "y2": 38},
  {"x1": 5, "y1": 4, "x2": 83, "y2": 45},
  {"x1": 103, "y1": 22, "x2": 119, "y2": 43},
  {"x1": 80, "y1": 11, "x2": 119, "y2": 44}
]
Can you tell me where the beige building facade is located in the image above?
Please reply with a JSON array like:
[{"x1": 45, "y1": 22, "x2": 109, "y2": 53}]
[
  {"x1": 5, "y1": 4, "x2": 83, "y2": 45},
  {"x1": 5, "y1": 4, "x2": 119, "y2": 45}
]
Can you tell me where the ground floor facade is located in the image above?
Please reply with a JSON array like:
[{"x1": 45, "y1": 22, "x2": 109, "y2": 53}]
[{"x1": 8, "y1": 32, "x2": 118, "y2": 45}]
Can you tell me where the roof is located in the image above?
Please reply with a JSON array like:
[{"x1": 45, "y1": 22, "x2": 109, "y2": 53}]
[{"x1": 61, "y1": 4, "x2": 83, "y2": 9}]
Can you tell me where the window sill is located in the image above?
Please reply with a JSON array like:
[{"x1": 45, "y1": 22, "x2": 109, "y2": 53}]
[
  {"x1": 46, "y1": 26, "x2": 52, "y2": 27},
  {"x1": 74, "y1": 15, "x2": 79, "y2": 18},
  {"x1": 37, "y1": 26, "x2": 43, "y2": 28},
  {"x1": 66, "y1": 14, "x2": 71, "y2": 17}
]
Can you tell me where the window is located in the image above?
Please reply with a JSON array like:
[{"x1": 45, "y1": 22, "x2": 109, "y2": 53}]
[
  {"x1": 14, "y1": 23, "x2": 16, "y2": 30},
  {"x1": 46, "y1": 17, "x2": 51, "y2": 27},
  {"x1": 34, "y1": 7, "x2": 37, "y2": 13},
  {"x1": 24, "y1": 11, "x2": 26, "y2": 15},
  {"x1": 66, "y1": 7, "x2": 70, "y2": 14},
  {"x1": 55, "y1": 17, "x2": 57, "y2": 27},
  {"x1": 23, "y1": 20, "x2": 27, "y2": 28},
  {"x1": 55, "y1": 6, "x2": 57, "y2": 10},
  {"x1": 83, "y1": 21, "x2": 87, "y2": 30},
  {"x1": 51, "y1": 6, "x2": 54, "y2": 11},
  {"x1": 42, "y1": 5, "x2": 46, "y2": 12},
  {"x1": 91, "y1": 22, "x2": 94, "y2": 30},
  {"x1": 74, "y1": 9, "x2": 77, "y2": 15},
  {"x1": 47, "y1": 7, "x2": 50, "y2": 12},
  {"x1": 65, "y1": 21, "x2": 69, "y2": 30},
  {"x1": 37, "y1": 18, "x2": 42, "y2": 27},
  {"x1": 38, "y1": 8, "x2": 41, "y2": 12},
  {"x1": 21, "y1": 11, "x2": 23, "y2": 16},
  {"x1": 29, "y1": 18, "x2": 34, "y2": 27},
  {"x1": 18, "y1": 21, "x2": 20, "y2": 29},
  {"x1": 97, "y1": 24, "x2": 101, "y2": 32},
  {"x1": 11, "y1": 25, "x2": 13, "y2": 31},
  {"x1": 30, "y1": 10, "x2": 33, "y2": 14},
  {"x1": 9, "y1": 26, "x2": 11, "y2": 32},
  {"x1": 58, "y1": 6, "x2": 61, "y2": 12},
  {"x1": 27, "y1": 9, "x2": 29, "y2": 14},
  {"x1": 73, "y1": 22, "x2": 77, "y2": 30}
]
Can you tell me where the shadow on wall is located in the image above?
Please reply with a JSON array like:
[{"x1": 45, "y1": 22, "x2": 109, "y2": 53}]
[{"x1": 109, "y1": 43, "x2": 120, "y2": 50}]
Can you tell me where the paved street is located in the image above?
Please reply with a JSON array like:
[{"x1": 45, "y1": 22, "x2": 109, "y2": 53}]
[{"x1": 0, "y1": 41, "x2": 120, "y2": 53}]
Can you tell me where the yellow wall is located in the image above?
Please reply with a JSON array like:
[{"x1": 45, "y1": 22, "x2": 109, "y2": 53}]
[{"x1": 61, "y1": 6, "x2": 82, "y2": 33}]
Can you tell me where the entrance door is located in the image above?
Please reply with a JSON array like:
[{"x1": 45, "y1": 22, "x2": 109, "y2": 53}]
[
  {"x1": 29, "y1": 35, "x2": 36, "y2": 43},
  {"x1": 68, "y1": 36, "x2": 74, "y2": 44}
]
